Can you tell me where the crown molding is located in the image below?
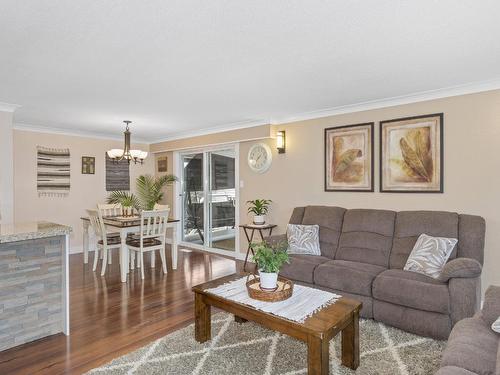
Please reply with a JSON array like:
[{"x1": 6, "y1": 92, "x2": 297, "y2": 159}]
[
  {"x1": 0, "y1": 102, "x2": 21, "y2": 113},
  {"x1": 269, "y1": 78, "x2": 500, "y2": 125},
  {"x1": 13, "y1": 122, "x2": 150, "y2": 144},
  {"x1": 152, "y1": 119, "x2": 270, "y2": 143}
]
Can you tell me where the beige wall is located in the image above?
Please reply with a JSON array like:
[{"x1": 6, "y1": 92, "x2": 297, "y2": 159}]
[
  {"x1": 152, "y1": 89, "x2": 500, "y2": 294},
  {"x1": 13, "y1": 129, "x2": 154, "y2": 251},
  {"x1": 0, "y1": 111, "x2": 14, "y2": 224}
]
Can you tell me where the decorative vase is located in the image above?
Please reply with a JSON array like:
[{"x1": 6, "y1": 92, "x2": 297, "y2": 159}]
[
  {"x1": 259, "y1": 270, "x2": 278, "y2": 290},
  {"x1": 253, "y1": 215, "x2": 266, "y2": 225}
]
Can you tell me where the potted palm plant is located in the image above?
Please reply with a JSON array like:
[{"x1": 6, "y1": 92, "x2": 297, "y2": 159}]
[
  {"x1": 251, "y1": 241, "x2": 289, "y2": 290},
  {"x1": 108, "y1": 174, "x2": 177, "y2": 212},
  {"x1": 247, "y1": 199, "x2": 272, "y2": 225},
  {"x1": 107, "y1": 191, "x2": 141, "y2": 216}
]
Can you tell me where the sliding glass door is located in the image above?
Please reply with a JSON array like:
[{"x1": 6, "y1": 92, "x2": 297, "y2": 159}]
[{"x1": 179, "y1": 147, "x2": 237, "y2": 252}]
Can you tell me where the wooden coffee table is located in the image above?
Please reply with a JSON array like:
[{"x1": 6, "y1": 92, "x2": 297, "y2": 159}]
[{"x1": 192, "y1": 274, "x2": 362, "y2": 374}]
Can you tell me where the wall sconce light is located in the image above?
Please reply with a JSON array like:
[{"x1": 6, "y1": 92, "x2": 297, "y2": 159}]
[{"x1": 276, "y1": 130, "x2": 286, "y2": 153}]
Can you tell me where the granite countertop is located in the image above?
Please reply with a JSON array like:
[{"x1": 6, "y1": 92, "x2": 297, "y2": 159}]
[{"x1": 0, "y1": 221, "x2": 72, "y2": 244}]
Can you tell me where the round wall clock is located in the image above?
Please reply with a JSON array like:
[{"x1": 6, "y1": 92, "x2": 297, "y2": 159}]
[{"x1": 247, "y1": 143, "x2": 272, "y2": 173}]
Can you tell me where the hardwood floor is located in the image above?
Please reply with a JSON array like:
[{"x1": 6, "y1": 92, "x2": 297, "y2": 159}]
[{"x1": 0, "y1": 247, "x2": 242, "y2": 374}]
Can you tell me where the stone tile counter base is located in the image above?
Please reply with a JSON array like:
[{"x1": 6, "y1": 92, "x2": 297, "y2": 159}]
[{"x1": 0, "y1": 236, "x2": 64, "y2": 351}]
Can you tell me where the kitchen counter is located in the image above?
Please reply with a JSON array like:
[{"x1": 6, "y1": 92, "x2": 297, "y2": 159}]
[
  {"x1": 0, "y1": 221, "x2": 72, "y2": 351},
  {"x1": 0, "y1": 221, "x2": 71, "y2": 244}
]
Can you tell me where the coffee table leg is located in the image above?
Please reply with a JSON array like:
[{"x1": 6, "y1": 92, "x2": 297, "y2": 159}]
[
  {"x1": 341, "y1": 309, "x2": 360, "y2": 370},
  {"x1": 234, "y1": 315, "x2": 247, "y2": 323},
  {"x1": 195, "y1": 293, "x2": 211, "y2": 343},
  {"x1": 307, "y1": 335, "x2": 329, "y2": 374}
]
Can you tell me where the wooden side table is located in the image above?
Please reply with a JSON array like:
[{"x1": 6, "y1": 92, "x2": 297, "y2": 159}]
[{"x1": 239, "y1": 223, "x2": 277, "y2": 271}]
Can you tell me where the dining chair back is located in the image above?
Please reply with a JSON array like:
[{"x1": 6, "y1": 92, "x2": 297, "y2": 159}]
[
  {"x1": 140, "y1": 209, "x2": 170, "y2": 241},
  {"x1": 86, "y1": 209, "x2": 121, "y2": 276},
  {"x1": 126, "y1": 209, "x2": 170, "y2": 279},
  {"x1": 153, "y1": 203, "x2": 170, "y2": 212},
  {"x1": 97, "y1": 203, "x2": 122, "y2": 217}
]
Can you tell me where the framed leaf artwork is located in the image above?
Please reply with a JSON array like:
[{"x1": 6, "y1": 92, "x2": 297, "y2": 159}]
[
  {"x1": 324, "y1": 122, "x2": 374, "y2": 192},
  {"x1": 81, "y1": 156, "x2": 95, "y2": 175},
  {"x1": 380, "y1": 113, "x2": 443, "y2": 193}
]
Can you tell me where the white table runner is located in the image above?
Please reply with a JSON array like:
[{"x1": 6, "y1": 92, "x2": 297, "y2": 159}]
[{"x1": 205, "y1": 277, "x2": 341, "y2": 323}]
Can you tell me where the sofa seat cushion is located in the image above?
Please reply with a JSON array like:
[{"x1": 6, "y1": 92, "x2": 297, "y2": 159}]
[
  {"x1": 279, "y1": 255, "x2": 330, "y2": 284},
  {"x1": 441, "y1": 317, "x2": 499, "y2": 375},
  {"x1": 314, "y1": 260, "x2": 385, "y2": 297},
  {"x1": 373, "y1": 269, "x2": 450, "y2": 314}
]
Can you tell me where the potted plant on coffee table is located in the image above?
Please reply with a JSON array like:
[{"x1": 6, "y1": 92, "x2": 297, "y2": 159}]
[
  {"x1": 251, "y1": 241, "x2": 289, "y2": 290},
  {"x1": 246, "y1": 199, "x2": 272, "y2": 225}
]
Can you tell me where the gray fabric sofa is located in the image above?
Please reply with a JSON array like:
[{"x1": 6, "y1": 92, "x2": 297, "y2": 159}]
[
  {"x1": 267, "y1": 206, "x2": 485, "y2": 339},
  {"x1": 436, "y1": 285, "x2": 500, "y2": 375}
]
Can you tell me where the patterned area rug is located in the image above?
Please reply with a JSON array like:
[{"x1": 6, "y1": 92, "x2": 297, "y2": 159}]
[{"x1": 86, "y1": 313, "x2": 446, "y2": 375}]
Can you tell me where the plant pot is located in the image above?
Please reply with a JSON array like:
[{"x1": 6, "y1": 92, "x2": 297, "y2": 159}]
[
  {"x1": 259, "y1": 270, "x2": 278, "y2": 290},
  {"x1": 253, "y1": 215, "x2": 266, "y2": 225}
]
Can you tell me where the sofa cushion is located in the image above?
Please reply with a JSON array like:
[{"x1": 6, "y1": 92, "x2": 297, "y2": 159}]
[
  {"x1": 301, "y1": 206, "x2": 346, "y2": 259},
  {"x1": 335, "y1": 209, "x2": 396, "y2": 267},
  {"x1": 279, "y1": 254, "x2": 330, "y2": 284},
  {"x1": 390, "y1": 211, "x2": 459, "y2": 269},
  {"x1": 373, "y1": 269, "x2": 450, "y2": 314},
  {"x1": 286, "y1": 224, "x2": 321, "y2": 255},
  {"x1": 314, "y1": 260, "x2": 385, "y2": 297},
  {"x1": 441, "y1": 317, "x2": 498, "y2": 375}
]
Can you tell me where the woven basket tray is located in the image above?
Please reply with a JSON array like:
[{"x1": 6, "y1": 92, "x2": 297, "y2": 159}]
[{"x1": 246, "y1": 274, "x2": 294, "y2": 302}]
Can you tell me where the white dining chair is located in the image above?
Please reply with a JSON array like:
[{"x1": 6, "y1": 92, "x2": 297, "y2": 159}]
[
  {"x1": 153, "y1": 203, "x2": 170, "y2": 212},
  {"x1": 126, "y1": 209, "x2": 170, "y2": 279},
  {"x1": 97, "y1": 203, "x2": 122, "y2": 217},
  {"x1": 86, "y1": 209, "x2": 122, "y2": 276}
]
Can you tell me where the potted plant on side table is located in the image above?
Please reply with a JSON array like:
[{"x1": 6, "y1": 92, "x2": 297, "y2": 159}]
[
  {"x1": 247, "y1": 199, "x2": 272, "y2": 225},
  {"x1": 251, "y1": 241, "x2": 289, "y2": 290}
]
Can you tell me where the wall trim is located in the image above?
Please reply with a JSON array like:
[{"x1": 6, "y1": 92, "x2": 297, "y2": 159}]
[
  {"x1": 0, "y1": 101, "x2": 21, "y2": 113},
  {"x1": 13, "y1": 122, "x2": 150, "y2": 143},
  {"x1": 270, "y1": 78, "x2": 500, "y2": 125},
  {"x1": 153, "y1": 119, "x2": 269, "y2": 144}
]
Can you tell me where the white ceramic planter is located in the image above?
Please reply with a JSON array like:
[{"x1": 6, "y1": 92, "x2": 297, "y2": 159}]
[
  {"x1": 259, "y1": 270, "x2": 278, "y2": 290},
  {"x1": 253, "y1": 215, "x2": 266, "y2": 225}
]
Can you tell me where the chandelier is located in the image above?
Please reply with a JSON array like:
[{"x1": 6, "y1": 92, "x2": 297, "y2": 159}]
[{"x1": 107, "y1": 120, "x2": 148, "y2": 164}]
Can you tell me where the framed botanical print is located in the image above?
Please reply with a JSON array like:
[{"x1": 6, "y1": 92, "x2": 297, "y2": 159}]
[
  {"x1": 324, "y1": 122, "x2": 374, "y2": 192},
  {"x1": 380, "y1": 113, "x2": 443, "y2": 193},
  {"x1": 81, "y1": 156, "x2": 95, "y2": 175}
]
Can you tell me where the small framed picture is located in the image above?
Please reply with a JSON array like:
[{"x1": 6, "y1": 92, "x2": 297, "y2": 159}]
[
  {"x1": 324, "y1": 122, "x2": 374, "y2": 192},
  {"x1": 82, "y1": 156, "x2": 95, "y2": 175},
  {"x1": 157, "y1": 156, "x2": 168, "y2": 173},
  {"x1": 380, "y1": 113, "x2": 443, "y2": 193}
]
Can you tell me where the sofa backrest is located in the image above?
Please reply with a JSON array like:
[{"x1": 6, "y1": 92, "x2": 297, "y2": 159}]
[
  {"x1": 390, "y1": 211, "x2": 459, "y2": 269},
  {"x1": 336, "y1": 209, "x2": 396, "y2": 267},
  {"x1": 289, "y1": 206, "x2": 345, "y2": 258},
  {"x1": 287, "y1": 206, "x2": 485, "y2": 268}
]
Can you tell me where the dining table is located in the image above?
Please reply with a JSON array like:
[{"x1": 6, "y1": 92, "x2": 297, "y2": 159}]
[{"x1": 81, "y1": 215, "x2": 180, "y2": 282}]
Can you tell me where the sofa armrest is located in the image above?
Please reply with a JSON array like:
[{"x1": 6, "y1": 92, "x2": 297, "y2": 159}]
[
  {"x1": 264, "y1": 234, "x2": 287, "y2": 246},
  {"x1": 481, "y1": 285, "x2": 500, "y2": 326},
  {"x1": 438, "y1": 258, "x2": 482, "y2": 282}
]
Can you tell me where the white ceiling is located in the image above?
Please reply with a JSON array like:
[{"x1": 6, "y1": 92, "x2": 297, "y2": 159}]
[{"x1": 1, "y1": 1, "x2": 500, "y2": 142}]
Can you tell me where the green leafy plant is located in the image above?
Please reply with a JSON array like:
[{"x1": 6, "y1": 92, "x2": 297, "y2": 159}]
[
  {"x1": 251, "y1": 241, "x2": 289, "y2": 273},
  {"x1": 136, "y1": 174, "x2": 177, "y2": 210},
  {"x1": 107, "y1": 191, "x2": 141, "y2": 210},
  {"x1": 246, "y1": 199, "x2": 272, "y2": 216},
  {"x1": 107, "y1": 174, "x2": 177, "y2": 210}
]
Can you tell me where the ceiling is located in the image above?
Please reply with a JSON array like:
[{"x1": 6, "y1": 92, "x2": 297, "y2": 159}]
[{"x1": 1, "y1": 1, "x2": 500, "y2": 143}]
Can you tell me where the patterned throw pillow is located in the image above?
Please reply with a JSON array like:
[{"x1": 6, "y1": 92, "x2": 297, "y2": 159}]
[
  {"x1": 404, "y1": 234, "x2": 458, "y2": 279},
  {"x1": 286, "y1": 224, "x2": 321, "y2": 256}
]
